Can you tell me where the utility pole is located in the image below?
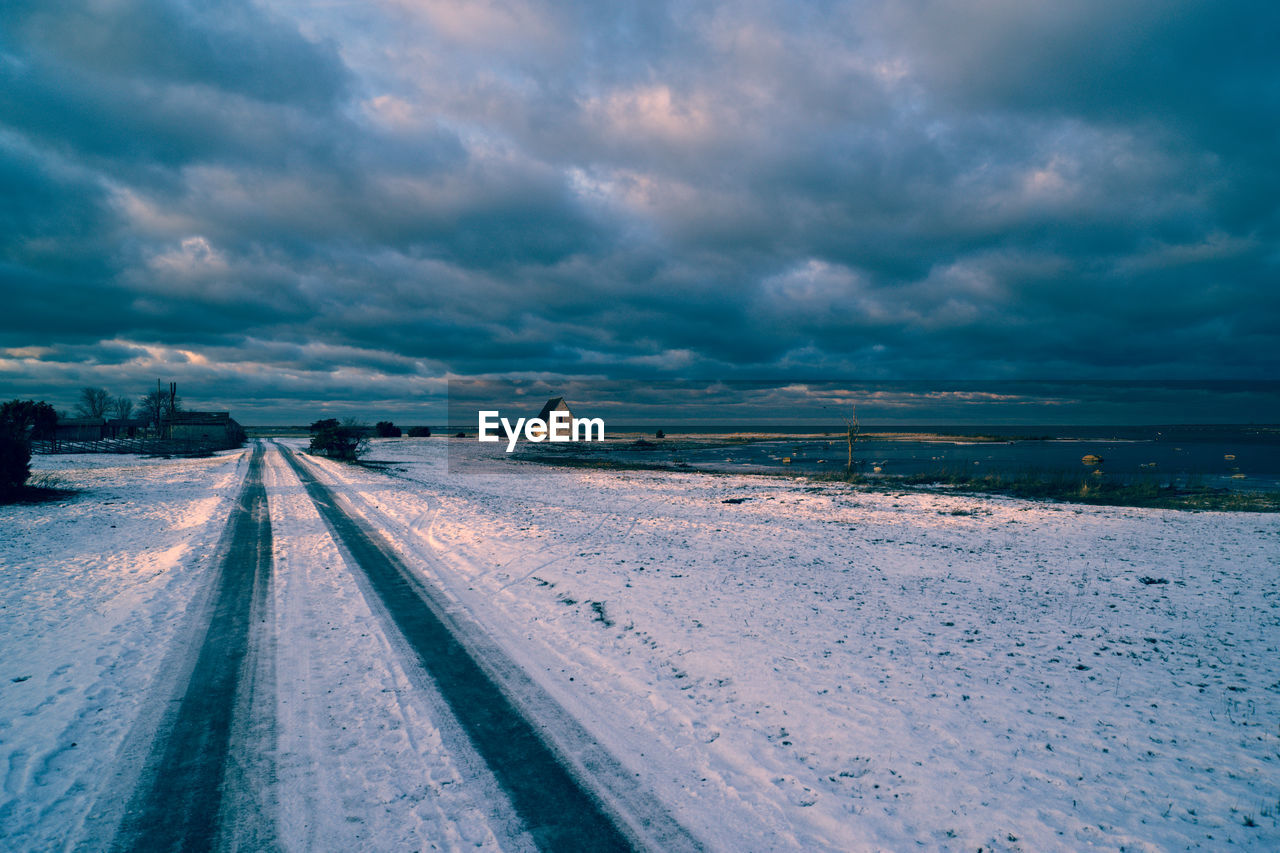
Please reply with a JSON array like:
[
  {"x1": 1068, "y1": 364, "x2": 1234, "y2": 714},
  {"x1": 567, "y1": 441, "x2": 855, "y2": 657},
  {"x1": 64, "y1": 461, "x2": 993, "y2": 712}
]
[{"x1": 167, "y1": 382, "x2": 177, "y2": 438}]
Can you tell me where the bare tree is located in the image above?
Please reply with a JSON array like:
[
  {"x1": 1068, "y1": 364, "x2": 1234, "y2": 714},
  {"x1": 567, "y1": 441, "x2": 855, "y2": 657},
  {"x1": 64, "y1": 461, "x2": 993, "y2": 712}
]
[
  {"x1": 138, "y1": 390, "x2": 162, "y2": 431},
  {"x1": 843, "y1": 405, "x2": 860, "y2": 473},
  {"x1": 76, "y1": 387, "x2": 111, "y2": 418},
  {"x1": 138, "y1": 383, "x2": 182, "y2": 433},
  {"x1": 113, "y1": 396, "x2": 134, "y2": 420}
]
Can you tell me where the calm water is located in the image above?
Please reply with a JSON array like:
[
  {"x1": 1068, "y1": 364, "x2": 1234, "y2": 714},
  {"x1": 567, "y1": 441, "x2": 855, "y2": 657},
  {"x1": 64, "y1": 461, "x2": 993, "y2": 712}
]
[{"x1": 605, "y1": 425, "x2": 1280, "y2": 491}]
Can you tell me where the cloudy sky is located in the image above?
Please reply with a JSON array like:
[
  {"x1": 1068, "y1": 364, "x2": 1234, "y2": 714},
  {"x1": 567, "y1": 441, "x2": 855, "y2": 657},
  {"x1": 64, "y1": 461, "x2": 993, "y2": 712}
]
[{"x1": 2, "y1": 0, "x2": 1277, "y2": 423}]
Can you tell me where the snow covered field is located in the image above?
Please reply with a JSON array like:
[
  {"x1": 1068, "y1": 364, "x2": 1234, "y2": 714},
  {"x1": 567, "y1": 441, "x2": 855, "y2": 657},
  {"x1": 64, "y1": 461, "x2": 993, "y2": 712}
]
[
  {"x1": 0, "y1": 450, "x2": 250, "y2": 848},
  {"x1": 3, "y1": 438, "x2": 1279, "y2": 851}
]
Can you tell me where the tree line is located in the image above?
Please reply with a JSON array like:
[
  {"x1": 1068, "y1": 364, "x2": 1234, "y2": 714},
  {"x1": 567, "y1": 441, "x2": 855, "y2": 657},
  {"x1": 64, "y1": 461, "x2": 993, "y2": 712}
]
[{"x1": 72, "y1": 384, "x2": 182, "y2": 433}]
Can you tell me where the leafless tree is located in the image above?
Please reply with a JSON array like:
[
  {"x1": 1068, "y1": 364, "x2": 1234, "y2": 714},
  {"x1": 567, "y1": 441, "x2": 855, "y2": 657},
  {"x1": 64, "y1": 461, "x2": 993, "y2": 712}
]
[
  {"x1": 138, "y1": 384, "x2": 182, "y2": 433},
  {"x1": 113, "y1": 396, "x2": 134, "y2": 419},
  {"x1": 843, "y1": 405, "x2": 860, "y2": 473},
  {"x1": 76, "y1": 387, "x2": 111, "y2": 418},
  {"x1": 138, "y1": 390, "x2": 162, "y2": 429}
]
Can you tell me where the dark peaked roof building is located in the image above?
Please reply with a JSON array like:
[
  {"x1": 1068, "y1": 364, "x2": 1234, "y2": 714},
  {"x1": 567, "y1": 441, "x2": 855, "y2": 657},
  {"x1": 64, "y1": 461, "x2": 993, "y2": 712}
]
[{"x1": 537, "y1": 396, "x2": 572, "y2": 423}]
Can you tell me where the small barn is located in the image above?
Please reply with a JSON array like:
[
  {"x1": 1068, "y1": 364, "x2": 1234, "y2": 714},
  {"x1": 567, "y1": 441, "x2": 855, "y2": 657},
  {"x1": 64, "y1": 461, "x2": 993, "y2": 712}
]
[
  {"x1": 168, "y1": 411, "x2": 245, "y2": 448},
  {"x1": 107, "y1": 417, "x2": 150, "y2": 439},
  {"x1": 54, "y1": 417, "x2": 106, "y2": 441}
]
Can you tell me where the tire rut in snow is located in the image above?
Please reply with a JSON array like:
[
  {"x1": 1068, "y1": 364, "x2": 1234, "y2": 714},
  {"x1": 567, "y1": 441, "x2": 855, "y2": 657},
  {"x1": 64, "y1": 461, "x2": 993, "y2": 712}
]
[
  {"x1": 112, "y1": 442, "x2": 275, "y2": 852},
  {"x1": 278, "y1": 445, "x2": 692, "y2": 852}
]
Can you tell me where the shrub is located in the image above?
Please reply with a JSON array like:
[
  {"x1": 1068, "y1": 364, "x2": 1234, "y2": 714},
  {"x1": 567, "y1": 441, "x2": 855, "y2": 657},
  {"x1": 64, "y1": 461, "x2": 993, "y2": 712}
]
[
  {"x1": 310, "y1": 418, "x2": 340, "y2": 433},
  {"x1": 407, "y1": 426, "x2": 431, "y2": 437},
  {"x1": 375, "y1": 421, "x2": 402, "y2": 438},
  {"x1": 655, "y1": 429, "x2": 665, "y2": 439},
  {"x1": 0, "y1": 434, "x2": 30, "y2": 495},
  {"x1": 0, "y1": 399, "x2": 56, "y2": 496},
  {"x1": 309, "y1": 418, "x2": 367, "y2": 460},
  {"x1": 1, "y1": 399, "x2": 57, "y2": 440}
]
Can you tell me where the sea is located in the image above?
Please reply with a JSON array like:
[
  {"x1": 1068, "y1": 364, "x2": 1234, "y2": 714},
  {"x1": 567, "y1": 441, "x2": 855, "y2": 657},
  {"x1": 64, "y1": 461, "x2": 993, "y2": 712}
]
[{"x1": 595, "y1": 424, "x2": 1280, "y2": 491}]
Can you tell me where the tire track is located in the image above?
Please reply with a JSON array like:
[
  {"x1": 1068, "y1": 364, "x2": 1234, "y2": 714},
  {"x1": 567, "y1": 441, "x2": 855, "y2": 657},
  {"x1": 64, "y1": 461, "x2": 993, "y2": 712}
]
[
  {"x1": 111, "y1": 443, "x2": 275, "y2": 852},
  {"x1": 278, "y1": 444, "x2": 700, "y2": 853}
]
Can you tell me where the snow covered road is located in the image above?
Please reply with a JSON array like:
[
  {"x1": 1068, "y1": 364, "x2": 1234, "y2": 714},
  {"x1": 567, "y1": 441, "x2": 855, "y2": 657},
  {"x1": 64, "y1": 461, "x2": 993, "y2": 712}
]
[
  {"x1": 113, "y1": 444, "x2": 275, "y2": 851},
  {"x1": 3, "y1": 438, "x2": 1279, "y2": 851},
  {"x1": 276, "y1": 443, "x2": 693, "y2": 851},
  {"x1": 108, "y1": 442, "x2": 680, "y2": 851}
]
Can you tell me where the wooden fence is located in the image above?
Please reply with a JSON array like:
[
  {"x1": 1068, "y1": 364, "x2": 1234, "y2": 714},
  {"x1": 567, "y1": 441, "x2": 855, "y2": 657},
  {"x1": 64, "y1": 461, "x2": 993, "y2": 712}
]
[{"x1": 31, "y1": 436, "x2": 240, "y2": 456}]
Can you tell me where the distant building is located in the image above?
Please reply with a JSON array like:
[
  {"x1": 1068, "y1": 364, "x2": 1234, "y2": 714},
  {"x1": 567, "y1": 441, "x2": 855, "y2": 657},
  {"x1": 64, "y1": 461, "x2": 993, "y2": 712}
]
[
  {"x1": 54, "y1": 417, "x2": 106, "y2": 441},
  {"x1": 537, "y1": 396, "x2": 572, "y2": 424},
  {"x1": 526, "y1": 396, "x2": 573, "y2": 440},
  {"x1": 167, "y1": 411, "x2": 245, "y2": 447},
  {"x1": 106, "y1": 417, "x2": 150, "y2": 439}
]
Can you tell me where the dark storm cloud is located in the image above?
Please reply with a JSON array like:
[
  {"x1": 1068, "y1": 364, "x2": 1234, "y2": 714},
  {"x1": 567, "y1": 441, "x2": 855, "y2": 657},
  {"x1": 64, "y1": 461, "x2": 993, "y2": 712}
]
[
  {"x1": 1, "y1": 0, "x2": 1276, "y2": 420},
  {"x1": 1, "y1": 0, "x2": 347, "y2": 165}
]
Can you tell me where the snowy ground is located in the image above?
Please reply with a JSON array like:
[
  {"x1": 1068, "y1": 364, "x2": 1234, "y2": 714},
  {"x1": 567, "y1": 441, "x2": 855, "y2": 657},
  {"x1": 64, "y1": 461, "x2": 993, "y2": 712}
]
[
  {"x1": 2, "y1": 438, "x2": 1279, "y2": 851},
  {"x1": 0, "y1": 450, "x2": 250, "y2": 849},
  {"x1": 261, "y1": 444, "x2": 533, "y2": 851}
]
